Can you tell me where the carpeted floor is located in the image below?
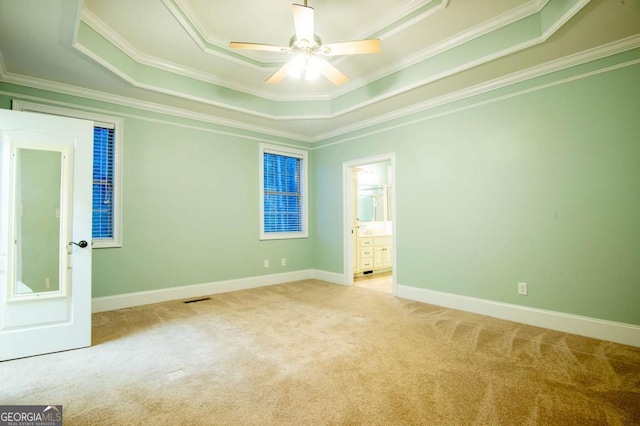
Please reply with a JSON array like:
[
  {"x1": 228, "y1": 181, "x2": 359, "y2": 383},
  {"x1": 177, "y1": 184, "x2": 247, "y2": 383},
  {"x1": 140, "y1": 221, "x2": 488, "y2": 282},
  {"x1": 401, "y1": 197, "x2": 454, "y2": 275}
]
[{"x1": 1, "y1": 279, "x2": 639, "y2": 425}]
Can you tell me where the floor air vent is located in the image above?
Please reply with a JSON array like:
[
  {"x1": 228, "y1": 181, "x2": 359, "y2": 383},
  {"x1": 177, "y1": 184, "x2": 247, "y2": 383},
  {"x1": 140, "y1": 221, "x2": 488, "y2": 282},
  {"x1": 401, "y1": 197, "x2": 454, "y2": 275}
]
[{"x1": 183, "y1": 297, "x2": 211, "y2": 304}]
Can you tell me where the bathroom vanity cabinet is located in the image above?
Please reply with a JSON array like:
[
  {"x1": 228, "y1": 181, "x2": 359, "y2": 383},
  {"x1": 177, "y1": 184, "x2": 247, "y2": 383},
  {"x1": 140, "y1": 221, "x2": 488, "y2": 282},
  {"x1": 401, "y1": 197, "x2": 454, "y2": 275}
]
[{"x1": 355, "y1": 234, "x2": 392, "y2": 276}]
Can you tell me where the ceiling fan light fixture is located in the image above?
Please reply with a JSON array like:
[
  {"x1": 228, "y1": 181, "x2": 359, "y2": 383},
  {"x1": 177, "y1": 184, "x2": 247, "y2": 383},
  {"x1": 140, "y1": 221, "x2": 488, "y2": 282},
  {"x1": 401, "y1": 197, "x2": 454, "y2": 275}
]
[
  {"x1": 287, "y1": 54, "x2": 307, "y2": 79},
  {"x1": 286, "y1": 54, "x2": 321, "y2": 81},
  {"x1": 304, "y1": 56, "x2": 322, "y2": 81}
]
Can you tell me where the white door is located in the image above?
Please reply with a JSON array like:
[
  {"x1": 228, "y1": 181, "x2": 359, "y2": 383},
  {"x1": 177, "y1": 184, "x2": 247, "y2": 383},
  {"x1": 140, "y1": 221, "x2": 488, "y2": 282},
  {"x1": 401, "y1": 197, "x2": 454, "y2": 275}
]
[{"x1": 0, "y1": 110, "x2": 93, "y2": 361}]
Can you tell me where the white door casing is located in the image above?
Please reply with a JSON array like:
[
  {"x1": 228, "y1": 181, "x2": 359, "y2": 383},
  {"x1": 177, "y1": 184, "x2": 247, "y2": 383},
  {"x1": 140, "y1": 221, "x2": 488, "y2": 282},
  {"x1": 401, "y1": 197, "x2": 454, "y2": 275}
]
[
  {"x1": 0, "y1": 110, "x2": 93, "y2": 361},
  {"x1": 342, "y1": 153, "x2": 397, "y2": 294}
]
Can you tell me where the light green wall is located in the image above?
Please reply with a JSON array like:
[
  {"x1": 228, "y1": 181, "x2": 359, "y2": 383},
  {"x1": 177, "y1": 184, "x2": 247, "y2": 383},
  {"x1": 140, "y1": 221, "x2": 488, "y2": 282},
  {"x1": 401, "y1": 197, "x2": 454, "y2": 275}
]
[
  {"x1": 0, "y1": 86, "x2": 314, "y2": 298},
  {"x1": 312, "y1": 61, "x2": 640, "y2": 326},
  {"x1": 92, "y1": 119, "x2": 314, "y2": 297},
  {"x1": 1, "y1": 50, "x2": 639, "y2": 326}
]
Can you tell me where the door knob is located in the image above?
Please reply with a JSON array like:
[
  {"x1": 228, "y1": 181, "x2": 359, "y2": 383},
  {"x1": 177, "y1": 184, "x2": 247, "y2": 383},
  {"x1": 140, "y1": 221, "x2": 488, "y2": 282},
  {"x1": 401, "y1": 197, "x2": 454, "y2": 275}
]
[{"x1": 69, "y1": 240, "x2": 89, "y2": 248}]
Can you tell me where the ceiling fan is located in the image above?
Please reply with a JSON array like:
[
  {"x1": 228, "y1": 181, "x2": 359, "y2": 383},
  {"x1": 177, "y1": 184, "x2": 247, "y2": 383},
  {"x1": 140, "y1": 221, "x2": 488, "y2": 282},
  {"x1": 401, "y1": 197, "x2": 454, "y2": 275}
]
[{"x1": 229, "y1": 1, "x2": 381, "y2": 86}]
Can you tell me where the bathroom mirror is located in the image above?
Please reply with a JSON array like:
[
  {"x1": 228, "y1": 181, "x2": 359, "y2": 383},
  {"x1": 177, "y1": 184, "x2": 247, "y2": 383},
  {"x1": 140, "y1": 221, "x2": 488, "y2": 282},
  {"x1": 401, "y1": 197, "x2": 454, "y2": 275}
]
[
  {"x1": 8, "y1": 146, "x2": 67, "y2": 299},
  {"x1": 358, "y1": 184, "x2": 393, "y2": 222},
  {"x1": 357, "y1": 185, "x2": 384, "y2": 222}
]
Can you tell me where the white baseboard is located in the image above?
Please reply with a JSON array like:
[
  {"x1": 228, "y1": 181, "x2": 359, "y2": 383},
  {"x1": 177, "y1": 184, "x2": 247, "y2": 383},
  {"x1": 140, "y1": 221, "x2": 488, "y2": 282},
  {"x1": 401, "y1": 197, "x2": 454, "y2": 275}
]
[
  {"x1": 92, "y1": 269, "x2": 315, "y2": 313},
  {"x1": 397, "y1": 285, "x2": 640, "y2": 348},
  {"x1": 93, "y1": 271, "x2": 639, "y2": 348},
  {"x1": 311, "y1": 269, "x2": 347, "y2": 286}
]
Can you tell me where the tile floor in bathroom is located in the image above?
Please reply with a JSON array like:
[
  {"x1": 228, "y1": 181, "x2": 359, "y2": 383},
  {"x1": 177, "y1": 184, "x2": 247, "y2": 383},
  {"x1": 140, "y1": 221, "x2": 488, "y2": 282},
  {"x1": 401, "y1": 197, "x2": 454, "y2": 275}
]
[{"x1": 353, "y1": 271, "x2": 392, "y2": 293}]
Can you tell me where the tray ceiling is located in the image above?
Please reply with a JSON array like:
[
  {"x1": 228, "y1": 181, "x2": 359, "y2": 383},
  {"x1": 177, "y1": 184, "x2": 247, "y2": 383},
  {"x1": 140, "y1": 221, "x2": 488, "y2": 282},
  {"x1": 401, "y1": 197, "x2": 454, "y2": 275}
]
[{"x1": 1, "y1": 0, "x2": 639, "y2": 142}]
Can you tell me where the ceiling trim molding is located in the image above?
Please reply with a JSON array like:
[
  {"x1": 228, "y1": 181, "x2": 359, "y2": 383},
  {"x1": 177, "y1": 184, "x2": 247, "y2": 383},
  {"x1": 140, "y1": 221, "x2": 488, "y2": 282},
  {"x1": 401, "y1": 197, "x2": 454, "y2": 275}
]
[
  {"x1": 81, "y1": 0, "x2": 450, "y2": 101},
  {"x1": 309, "y1": 0, "x2": 590, "y2": 123},
  {"x1": 353, "y1": 0, "x2": 445, "y2": 41},
  {"x1": 170, "y1": 0, "x2": 231, "y2": 49},
  {"x1": 160, "y1": 0, "x2": 281, "y2": 69},
  {"x1": 540, "y1": 0, "x2": 590, "y2": 40},
  {"x1": 333, "y1": 0, "x2": 550, "y2": 98},
  {"x1": 0, "y1": 65, "x2": 313, "y2": 143},
  {"x1": 330, "y1": 0, "x2": 450, "y2": 70},
  {"x1": 80, "y1": 7, "x2": 289, "y2": 101},
  {"x1": 157, "y1": 0, "x2": 546, "y2": 102},
  {"x1": 73, "y1": 23, "x2": 322, "y2": 121},
  {"x1": 312, "y1": 35, "x2": 640, "y2": 145},
  {"x1": 168, "y1": 0, "x2": 446, "y2": 66},
  {"x1": 3, "y1": 36, "x2": 638, "y2": 146},
  {"x1": 315, "y1": 58, "x2": 640, "y2": 150},
  {"x1": 0, "y1": 88, "x2": 309, "y2": 151},
  {"x1": 80, "y1": 5, "x2": 331, "y2": 103},
  {"x1": 73, "y1": 0, "x2": 589, "y2": 122},
  {"x1": 0, "y1": 51, "x2": 6, "y2": 77}
]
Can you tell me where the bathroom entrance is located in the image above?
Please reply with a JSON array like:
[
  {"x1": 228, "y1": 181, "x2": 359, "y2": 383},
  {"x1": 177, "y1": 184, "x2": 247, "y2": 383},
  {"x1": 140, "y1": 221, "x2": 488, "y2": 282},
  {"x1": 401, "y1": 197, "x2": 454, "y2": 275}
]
[{"x1": 343, "y1": 153, "x2": 396, "y2": 295}]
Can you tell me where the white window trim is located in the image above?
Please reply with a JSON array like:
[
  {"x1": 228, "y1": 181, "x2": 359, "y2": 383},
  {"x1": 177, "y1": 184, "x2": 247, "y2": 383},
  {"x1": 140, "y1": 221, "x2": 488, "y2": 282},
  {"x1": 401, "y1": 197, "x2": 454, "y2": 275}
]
[
  {"x1": 259, "y1": 143, "x2": 308, "y2": 240},
  {"x1": 12, "y1": 100, "x2": 123, "y2": 248}
]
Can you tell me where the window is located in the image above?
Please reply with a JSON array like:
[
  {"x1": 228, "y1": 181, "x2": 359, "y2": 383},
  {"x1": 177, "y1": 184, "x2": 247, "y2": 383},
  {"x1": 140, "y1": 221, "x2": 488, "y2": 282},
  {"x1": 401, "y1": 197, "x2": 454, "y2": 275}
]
[
  {"x1": 92, "y1": 126, "x2": 116, "y2": 241},
  {"x1": 260, "y1": 144, "x2": 308, "y2": 240},
  {"x1": 12, "y1": 101, "x2": 123, "y2": 248}
]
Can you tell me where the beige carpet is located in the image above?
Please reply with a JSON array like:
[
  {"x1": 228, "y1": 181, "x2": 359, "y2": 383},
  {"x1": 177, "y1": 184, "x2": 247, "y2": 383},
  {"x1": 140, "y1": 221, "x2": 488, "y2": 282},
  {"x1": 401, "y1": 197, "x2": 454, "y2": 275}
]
[{"x1": 1, "y1": 280, "x2": 639, "y2": 425}]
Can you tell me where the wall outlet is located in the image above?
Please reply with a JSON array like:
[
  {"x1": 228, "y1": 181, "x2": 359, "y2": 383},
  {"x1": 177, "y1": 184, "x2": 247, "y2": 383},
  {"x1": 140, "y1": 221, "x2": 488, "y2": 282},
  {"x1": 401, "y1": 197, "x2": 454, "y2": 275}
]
[
  {"x1": 518, "y1": 282, "x2": 528, "y2": 296},
  {"x1": 45, "y1": 277, "x2": 50, "y2": 289},
  {"x1": 264, "y1": 260, "x2": 269, "y2": 268},
  {"x1": 281, "y1": 258, "x2": 286, "y2": 266}
]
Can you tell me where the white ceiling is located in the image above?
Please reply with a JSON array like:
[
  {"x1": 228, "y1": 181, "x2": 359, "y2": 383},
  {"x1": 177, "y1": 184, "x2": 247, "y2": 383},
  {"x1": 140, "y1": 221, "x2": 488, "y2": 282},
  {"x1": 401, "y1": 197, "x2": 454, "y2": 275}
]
[{"x1": 1, "y1": 0, "x2": 639, "y2": 142}]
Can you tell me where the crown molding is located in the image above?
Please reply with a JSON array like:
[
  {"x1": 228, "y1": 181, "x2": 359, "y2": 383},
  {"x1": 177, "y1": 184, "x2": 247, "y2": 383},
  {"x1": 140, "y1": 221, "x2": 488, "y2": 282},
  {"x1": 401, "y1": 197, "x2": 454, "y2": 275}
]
[
  {"x1": 81, "y1": 5, "x2": 332, "y2": 103},
  {"x1": 314, "y1": 0, "x2": 588, "y2": 125},
  {"x1": 160, "y1": 0, "x2": 279, "y2": 69},
  {"x1": 0, "y1": 64, "x2": 313, "y2": 143},
  {"x1": 332, "y1": 0, "x2": 550, "y2": 99},
  {"x1": 329, "y1": 0, "x2": 450, "y2": 72},
  {"x1": 169, "y1": 0, "x2": 444, "y2": 64},
  {"x1": 164, "y1": 0, "x2": 281, "y2": 67},
  {"x1": 372, "y1": 0, "x2": 449, "y2": 41},
  {"x1": 0, "y1": 51, "x2": 6, "y2": 77},
  {"x1": 84, "y1": 0, "x2": 450, "y2": 102},
  {"x1": 73, "y1": 33, "x2": 335, "y2": 122},
  {"x1": 313, "y1": 35, "x2": 640, "y2": 145},
  {"x1": 170, "y1": 0, "x2": 230, "y2": 48},
  {"x1": 4, "y1": 31, "x2": 637, "y2": 146},
  {"x1": 73, "y1": 0, "x2": 588, "y2": 122},
  {"x1": 541, "y1": 0, "x2": 587, "y2": 40},
  {"x1": 76, "y1": 0, "x2": 583, "y2": 115},
  {"x1": 81, "y1": 8, "x2": 288, "y2": 100}
]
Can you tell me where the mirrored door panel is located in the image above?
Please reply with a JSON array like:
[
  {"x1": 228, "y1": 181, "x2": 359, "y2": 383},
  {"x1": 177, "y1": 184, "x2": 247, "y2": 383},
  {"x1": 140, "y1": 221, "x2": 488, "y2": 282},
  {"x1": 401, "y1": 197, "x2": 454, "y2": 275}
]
[
  {"x1": 15, "y1": 148, "x2": 63, "y2": 295},
  {"x1": 6, "y1": 142, "x2": 70, "y2": 301}
]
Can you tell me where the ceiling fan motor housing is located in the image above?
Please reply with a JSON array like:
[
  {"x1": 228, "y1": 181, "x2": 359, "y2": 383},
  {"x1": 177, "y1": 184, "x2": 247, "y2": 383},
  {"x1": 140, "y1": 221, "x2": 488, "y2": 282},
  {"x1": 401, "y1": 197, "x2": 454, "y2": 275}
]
[{"x1": 288, "y1": 34, "x2": 330, "y2": 56}]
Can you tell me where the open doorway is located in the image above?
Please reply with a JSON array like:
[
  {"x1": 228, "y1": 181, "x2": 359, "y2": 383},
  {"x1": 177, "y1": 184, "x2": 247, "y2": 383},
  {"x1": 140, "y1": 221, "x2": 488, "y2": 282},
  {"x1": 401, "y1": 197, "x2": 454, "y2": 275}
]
[{"x1": 343, "y1": 153, "x2": 396, "y2": 295}]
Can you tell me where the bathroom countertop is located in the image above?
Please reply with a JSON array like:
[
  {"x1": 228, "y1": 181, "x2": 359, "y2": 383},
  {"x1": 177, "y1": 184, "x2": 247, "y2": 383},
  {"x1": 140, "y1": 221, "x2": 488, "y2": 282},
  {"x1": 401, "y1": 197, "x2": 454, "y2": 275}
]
[{"x1": 358, "y1": 231, "x2": 392, "y2": 237}]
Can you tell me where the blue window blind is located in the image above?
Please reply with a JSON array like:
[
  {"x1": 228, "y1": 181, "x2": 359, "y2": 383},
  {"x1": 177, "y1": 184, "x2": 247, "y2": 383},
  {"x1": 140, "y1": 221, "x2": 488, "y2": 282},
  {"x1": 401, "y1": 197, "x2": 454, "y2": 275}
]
[
  {"x1": 263, "y1": 152, "x2": 303, "y2": 233},
  {"x1": 92, "y1": 126, "x2": 115, "y2": 239}
]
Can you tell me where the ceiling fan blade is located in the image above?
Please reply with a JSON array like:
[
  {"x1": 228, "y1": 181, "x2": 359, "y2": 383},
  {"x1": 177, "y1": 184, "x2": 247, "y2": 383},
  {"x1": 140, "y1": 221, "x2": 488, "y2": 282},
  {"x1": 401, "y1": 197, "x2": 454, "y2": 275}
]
[
  {"x1": 229, "y1": 42, "x2": 286, "y2": 52},
  {"x1": 316, "y1": 58, "x2": 349, "y2": 86},
  {"x1": 323, "y1": 39, "x2": 381, "y2": 56},
  {"x1": 266, "y1": 61, "x2": 295, "y2": 84},
  {"x1": 292, "y1": 4, "x2": 314, "y2": 42}
]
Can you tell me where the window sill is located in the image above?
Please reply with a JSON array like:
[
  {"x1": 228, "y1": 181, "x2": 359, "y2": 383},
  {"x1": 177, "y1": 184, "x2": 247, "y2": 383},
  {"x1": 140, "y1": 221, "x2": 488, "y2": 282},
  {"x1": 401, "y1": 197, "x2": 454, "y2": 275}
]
[
  {"x1": 260, "y1": 232, "x2": 308, "y2": 241},
  {"x1": 92, "y1": 240, "x2": 122, "y2": 249}
]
